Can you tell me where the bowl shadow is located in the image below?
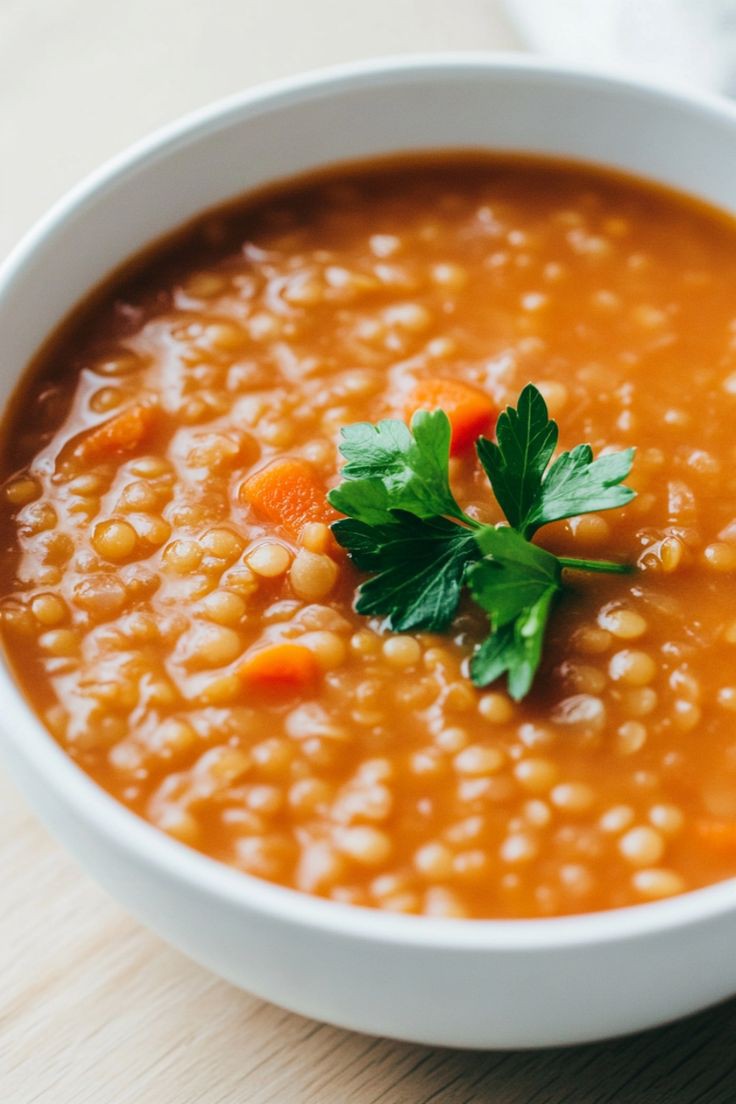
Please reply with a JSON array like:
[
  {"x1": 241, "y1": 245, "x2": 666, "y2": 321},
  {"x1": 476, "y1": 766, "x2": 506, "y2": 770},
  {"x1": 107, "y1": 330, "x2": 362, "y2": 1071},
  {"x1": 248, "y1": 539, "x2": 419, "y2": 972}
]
[{"x1": 245, "y1": 993, "x2": 736, "y2": 1104}]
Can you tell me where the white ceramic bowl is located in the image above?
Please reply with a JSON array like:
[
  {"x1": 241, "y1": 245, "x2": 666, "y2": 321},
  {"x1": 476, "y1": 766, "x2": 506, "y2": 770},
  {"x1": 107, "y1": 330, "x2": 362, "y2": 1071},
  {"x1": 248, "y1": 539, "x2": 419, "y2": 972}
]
[{"x1": 2, "y1": 55, "x2": 736, "y2": 1050}]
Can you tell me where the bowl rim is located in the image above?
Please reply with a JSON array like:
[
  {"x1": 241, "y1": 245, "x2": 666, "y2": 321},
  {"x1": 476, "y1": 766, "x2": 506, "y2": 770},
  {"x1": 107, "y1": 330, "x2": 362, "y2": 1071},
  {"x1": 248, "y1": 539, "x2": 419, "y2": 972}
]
[{"x1": 3, "y1": 50, "x2": 736, "y2": 952}]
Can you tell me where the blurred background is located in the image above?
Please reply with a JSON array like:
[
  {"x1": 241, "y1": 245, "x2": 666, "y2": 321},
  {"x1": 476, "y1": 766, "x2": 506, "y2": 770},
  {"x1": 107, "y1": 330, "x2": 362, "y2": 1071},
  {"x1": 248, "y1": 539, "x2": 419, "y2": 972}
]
[
  {"x1": 4, "y1": 1, "x2": 736, "y2": 1097},
  {"x1": 0, "y1": 1, "x2": 516, "y2": 258},
  {"x1": 5, "y1": 0, "x2": 736, "y2": 261}
]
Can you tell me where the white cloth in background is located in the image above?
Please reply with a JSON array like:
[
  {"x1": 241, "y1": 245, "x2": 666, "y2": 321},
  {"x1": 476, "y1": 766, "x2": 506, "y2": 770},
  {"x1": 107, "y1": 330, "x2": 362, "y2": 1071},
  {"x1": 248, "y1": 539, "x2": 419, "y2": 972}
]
[{"x1": 503, "y1": 0, "x2": 736, "y2": 93}]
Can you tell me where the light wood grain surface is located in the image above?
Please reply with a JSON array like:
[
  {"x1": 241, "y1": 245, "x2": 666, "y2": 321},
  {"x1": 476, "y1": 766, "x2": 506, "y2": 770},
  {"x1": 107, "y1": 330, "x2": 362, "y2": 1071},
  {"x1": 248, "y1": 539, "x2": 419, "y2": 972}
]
[{"x1": 3, "y1": 4, "x2": 736, "y2": 1101}]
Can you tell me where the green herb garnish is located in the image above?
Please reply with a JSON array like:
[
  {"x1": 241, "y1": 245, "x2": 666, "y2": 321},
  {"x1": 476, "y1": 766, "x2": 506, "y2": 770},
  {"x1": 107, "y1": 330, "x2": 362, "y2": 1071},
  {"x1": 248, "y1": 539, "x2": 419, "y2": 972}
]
[{"x1": 329, "y1": 384, "x2": 636, "y2": 700}]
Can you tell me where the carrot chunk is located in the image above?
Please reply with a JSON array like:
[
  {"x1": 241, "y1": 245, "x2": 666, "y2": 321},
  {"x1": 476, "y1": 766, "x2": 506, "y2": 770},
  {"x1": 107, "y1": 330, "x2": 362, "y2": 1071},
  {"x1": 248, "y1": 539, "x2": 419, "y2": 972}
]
[
  {"x1": 73, "y1": 403, "x2": 158, "y2": 464},
  {"x1": 407, "y1": 378, "x2": 497, "y2": 456},
  {"x1": 696, "y1": 820, "x2": 736, "y2": 850},
  {"x1": 238, "y1": 642, "x2": 320, "y2": 693},
  {"x1": 241, "y1": 457, "x2": 336, "y2": 536}
]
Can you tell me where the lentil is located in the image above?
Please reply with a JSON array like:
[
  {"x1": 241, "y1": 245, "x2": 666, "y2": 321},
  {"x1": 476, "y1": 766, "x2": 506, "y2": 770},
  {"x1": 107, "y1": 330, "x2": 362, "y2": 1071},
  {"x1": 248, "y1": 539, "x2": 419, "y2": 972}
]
[
  {"x1": 619, "y1": 826, "x2": 666, "y2": 867},
  {"x1": 289, "y1": 549, "x2": 338, "y2": 601}
]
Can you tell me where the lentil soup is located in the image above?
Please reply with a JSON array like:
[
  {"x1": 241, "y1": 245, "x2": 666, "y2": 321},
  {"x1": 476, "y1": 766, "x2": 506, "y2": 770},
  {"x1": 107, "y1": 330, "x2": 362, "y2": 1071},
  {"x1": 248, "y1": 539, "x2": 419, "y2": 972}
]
[{"x1": 3, "y1": 156, "x2": 736, "y2": 919}]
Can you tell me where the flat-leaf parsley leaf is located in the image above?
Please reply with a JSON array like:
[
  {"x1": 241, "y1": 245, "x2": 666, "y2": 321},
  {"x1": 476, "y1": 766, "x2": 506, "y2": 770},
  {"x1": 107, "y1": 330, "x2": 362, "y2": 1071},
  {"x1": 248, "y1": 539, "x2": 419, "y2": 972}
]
[
  {"x1": 330, "y1": 409, "x2": 469, "y2": 524},
  {"x1": 477, "y1": 383, "x2": 635, "y2": 539},
  {"x1": 475, "y1": 383, "x2": 557, "y2": 535},
  {"x1": 468, "y1": 526, "x2": 562, "y2": 629},
  {"x1": 332, "y1": 512, "x2": 479, "y2": 632}
]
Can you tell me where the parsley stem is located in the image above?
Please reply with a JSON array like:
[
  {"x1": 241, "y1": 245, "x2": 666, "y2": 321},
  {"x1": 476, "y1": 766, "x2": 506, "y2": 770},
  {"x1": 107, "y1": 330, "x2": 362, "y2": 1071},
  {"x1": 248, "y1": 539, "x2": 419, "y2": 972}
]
[
  {"x1": 558, "y1": 556, "x2": 633, "y2": 575},
  {"x1": 451, "y1": 511, "x2": 483, "y2": 530}
]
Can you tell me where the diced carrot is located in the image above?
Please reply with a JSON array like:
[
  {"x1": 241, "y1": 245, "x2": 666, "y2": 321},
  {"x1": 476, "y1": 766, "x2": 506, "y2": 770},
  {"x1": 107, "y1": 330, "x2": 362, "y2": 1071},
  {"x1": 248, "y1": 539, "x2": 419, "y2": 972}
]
[
  {"x1": 696, "y1": 819, "x2": 736, "y2": 850},
  {"x1": 241, "y1": 457, "x2": 337, "y2": 536},
  {"x1": 406, "y1": 378, "x2": 497, "y2": 456},
  {"x1": 238, "y1": 642, "x2": 320, "y2": 694},
  {"x1": 73, "y1": 403, "x2": 158, "y2": 464}
]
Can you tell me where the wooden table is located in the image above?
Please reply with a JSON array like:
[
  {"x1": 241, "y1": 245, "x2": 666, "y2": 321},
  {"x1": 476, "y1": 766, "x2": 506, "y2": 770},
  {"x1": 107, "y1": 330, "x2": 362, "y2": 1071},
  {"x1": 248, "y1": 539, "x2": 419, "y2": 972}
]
[{"x1": 3, "y1": 4, "x2": 736, "y2": 1100}]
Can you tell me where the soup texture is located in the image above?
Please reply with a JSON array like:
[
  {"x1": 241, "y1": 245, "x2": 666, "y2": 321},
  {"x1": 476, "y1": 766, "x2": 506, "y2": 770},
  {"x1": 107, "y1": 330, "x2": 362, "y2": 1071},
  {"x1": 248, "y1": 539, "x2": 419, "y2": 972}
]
[{"x1": 3, "y1": 158, "x2": 736, "y2": 919}]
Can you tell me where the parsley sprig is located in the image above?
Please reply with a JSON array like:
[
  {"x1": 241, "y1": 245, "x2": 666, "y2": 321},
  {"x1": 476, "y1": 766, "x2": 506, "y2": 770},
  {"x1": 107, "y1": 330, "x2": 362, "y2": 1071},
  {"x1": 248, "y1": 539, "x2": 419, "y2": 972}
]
[{"x1": 328, "y1": 384, "x2": 636, "y2": 700}]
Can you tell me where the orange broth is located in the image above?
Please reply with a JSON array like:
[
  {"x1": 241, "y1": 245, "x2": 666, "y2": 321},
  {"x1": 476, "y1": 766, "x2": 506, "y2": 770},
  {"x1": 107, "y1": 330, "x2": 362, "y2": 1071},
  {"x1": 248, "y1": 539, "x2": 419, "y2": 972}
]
[{"x1": 3, "y1": 155, "x2": 736, "y2": 918}]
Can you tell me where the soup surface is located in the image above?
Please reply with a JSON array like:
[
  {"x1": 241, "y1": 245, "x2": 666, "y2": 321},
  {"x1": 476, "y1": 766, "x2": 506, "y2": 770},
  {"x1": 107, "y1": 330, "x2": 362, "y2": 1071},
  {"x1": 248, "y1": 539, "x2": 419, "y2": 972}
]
[{"x1": 3, "y1": 157, "x2": 736, "y2": 919}]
